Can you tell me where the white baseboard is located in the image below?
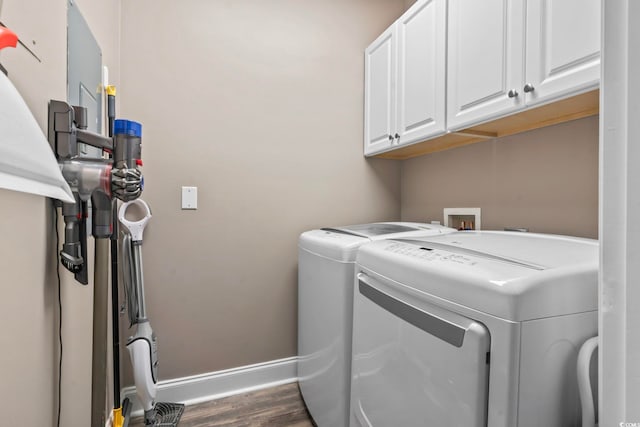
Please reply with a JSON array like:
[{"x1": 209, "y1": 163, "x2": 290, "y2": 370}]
[{"x1": 121, "y1": 356, "x2": 298, "y2": 417}]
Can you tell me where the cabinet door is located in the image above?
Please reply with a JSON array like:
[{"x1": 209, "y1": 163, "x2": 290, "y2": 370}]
[
  {"x1": 447, "y1": 0, "x2": 525, "y2": 130},
  {"x1": 364, "y1": 26, "x2": 396, "y2": 156},
  {"x1": 396, "y1": 0, "x2": 446, "y2": 146},
  {"x1": 525, "y1": 0, "x2": 600, "y2": 106}
]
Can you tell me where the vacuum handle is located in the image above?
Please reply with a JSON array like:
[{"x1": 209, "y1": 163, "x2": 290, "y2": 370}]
[{"x1": 119, "y1": 199, "x2": 152, "y2": 242}]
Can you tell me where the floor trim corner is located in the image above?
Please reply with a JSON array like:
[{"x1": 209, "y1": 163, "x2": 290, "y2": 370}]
[{"x1": 121, "y1": 356, "x2": 298, "y2": 417}]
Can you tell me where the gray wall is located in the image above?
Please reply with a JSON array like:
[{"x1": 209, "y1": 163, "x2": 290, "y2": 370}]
[
  {"x1": 401, "y1": 116, "x2": 599, "y2": 238},
  {"x1": 0, "y1": 0, "x2": 121, "y2": 426},
  {"x1": 118, "y1": 0, "x2": 404, "y2": 381}
]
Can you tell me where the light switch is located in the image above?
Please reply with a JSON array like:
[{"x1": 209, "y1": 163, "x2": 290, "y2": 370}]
[{"x1": 181, "y1": 186, "x2": 198, "y2": 209}]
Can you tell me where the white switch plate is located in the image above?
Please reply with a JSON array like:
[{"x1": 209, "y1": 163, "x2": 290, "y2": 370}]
[{"x1": 181, "y1": 186, "x2": 198, "y2": 209}]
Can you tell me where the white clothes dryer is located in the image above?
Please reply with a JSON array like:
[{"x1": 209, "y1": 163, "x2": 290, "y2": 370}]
[
  {"x1": 298, "y1": 222, "x2": 454, "y2": 427},
  {"x1": 351, "y1": 231, "x2": 598, "y2": 427}
]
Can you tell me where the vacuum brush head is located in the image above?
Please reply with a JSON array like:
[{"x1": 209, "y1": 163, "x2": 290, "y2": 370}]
[
  {"x1": 60, "y1": 251, "x2": 83, "y2": 273},
  {"x1": 145, "y1": 402, "x2": 185, "y2": 426}
]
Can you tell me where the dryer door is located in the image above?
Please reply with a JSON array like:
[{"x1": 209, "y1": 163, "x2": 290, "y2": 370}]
[{"x1": 351, "y1": 273, "x2": 491, "y2": 427}]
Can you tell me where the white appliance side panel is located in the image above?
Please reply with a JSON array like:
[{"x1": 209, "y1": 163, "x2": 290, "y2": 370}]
[
  {"x1": 517, "y1": 311, "x2": 598, "y2": 427},
  {"x1": 351, "y1": 273, "x2": 490, "y2": 427},
  {"x1": 298, "y1": 249, "x2": 355, "y2": 427}
]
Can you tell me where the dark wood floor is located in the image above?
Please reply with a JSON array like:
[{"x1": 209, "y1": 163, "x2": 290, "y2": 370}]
[{"x1": 129, "y1": 382, "x2": 315, "y2": 427}]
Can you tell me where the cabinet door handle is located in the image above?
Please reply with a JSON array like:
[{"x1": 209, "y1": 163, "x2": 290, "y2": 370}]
[
  {"x1": 394, "y1": 133, "x2": 400, "y2": 140},
  {"x1": 523, "y1": 83, "x2": 535, "y2": 93},
  {"x1": 508, "y1": 89, "x2": 519, "y2": 98},
  {"x1": 388, "y1": 135, "x2": 393, "y2": 142}
]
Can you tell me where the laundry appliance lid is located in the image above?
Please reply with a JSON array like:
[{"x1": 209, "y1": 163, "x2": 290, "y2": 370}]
[
  {"x1": 356, "y1": 231, "x2": 598, "y2": 321},
  {"x1": 327, "y1": 222, "x2": 446, "y2": 237},
  {"x1": 299, "y1": 222, "x2": 453, "y2": 262}
]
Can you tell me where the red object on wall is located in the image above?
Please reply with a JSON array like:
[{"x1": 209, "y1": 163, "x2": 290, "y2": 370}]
[{"x1": 0, "y1": 26, "x2": 19, "y2": 50}]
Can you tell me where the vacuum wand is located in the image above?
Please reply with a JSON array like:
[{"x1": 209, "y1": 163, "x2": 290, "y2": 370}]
[
  {"x1": 105, "y1": 84, "x2": 130, "y2": 427},
  {"x1": 119, "y1": 199, "x2": 184, "y2": 426},
  {"x1": 131, "y1": 243, "x2": 148, "y2": 320}
]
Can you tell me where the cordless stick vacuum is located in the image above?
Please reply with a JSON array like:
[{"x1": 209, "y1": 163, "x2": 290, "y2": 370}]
[
  {"x1": 119, "y1": 199, "x2": 184, "y2": 426},
  {"x1": 48, "y1": 99, "x2": 144, "y2": 427}
]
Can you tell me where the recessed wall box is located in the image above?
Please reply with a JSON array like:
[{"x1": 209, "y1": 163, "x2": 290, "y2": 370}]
[{"x1": 444, "y1": 207, "x2": 481, "y2": 230}]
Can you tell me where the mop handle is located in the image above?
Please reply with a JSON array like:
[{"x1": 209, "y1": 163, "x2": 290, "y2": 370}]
[{"x1": 118, "y1": 199, "x2": 152, "y2": 242}]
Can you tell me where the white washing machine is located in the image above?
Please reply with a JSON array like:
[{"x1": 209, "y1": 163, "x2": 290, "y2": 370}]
[
  {"x1": 298, "y1": 222, "x2": 454, "y2": 427},
  {"x1": 351, "y1": 231, "x2": 598, "y2": 427}
]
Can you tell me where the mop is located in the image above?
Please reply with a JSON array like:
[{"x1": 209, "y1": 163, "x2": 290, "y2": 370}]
[{"x1": 119, "y1": 199, "x2": 184, "y2": 426}]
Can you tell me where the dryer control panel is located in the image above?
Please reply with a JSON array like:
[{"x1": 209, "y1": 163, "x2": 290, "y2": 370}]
[{"x1": 384, "y1": 242, "x2": 478, "y2": 265}]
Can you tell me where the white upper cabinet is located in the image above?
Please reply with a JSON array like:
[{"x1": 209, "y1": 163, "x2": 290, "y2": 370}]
[
  {"x1": 447, "y1": 0, "x2": 600, "y2": 131},
  {"x1": 365, "y1": 0, "x2": 446, "y2": 156},
  {"x1": 396, "y1": 0, "x2": 446, "y2": 146},
  {"x1": 364, "y1": 26, "x2": 396, "y2": 156},
  {"x1": 524, "y1": 0, "x2": 601, "y2": 106},
  {"x1": 447, "y1": 0, "x2": 525, "y2": 130},
  {"x1": 364, "y1": 0, "x2": 601, "y2": 158}
]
